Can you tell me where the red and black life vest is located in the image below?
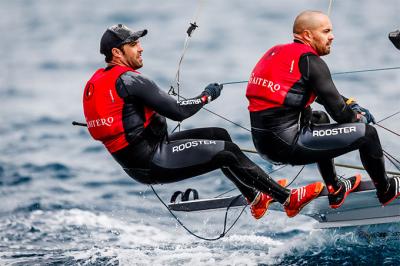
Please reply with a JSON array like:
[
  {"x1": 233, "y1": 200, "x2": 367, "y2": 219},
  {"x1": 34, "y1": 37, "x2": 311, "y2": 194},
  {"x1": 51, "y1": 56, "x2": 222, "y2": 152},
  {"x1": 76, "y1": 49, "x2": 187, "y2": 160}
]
[
  {"x1": 246, "y1": 42, "x2": 318, "y2": 112},
  {"x1": 82, "y1": 65, "x2": 155, "y2": 153}
]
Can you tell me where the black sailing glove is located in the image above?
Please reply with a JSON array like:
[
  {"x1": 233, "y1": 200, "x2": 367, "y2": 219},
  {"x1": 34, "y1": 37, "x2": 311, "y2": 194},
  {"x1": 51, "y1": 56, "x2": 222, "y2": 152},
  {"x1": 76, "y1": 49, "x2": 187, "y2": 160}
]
[{"x1": 201, "y1": 83, "x2": 223, "y2": 103}]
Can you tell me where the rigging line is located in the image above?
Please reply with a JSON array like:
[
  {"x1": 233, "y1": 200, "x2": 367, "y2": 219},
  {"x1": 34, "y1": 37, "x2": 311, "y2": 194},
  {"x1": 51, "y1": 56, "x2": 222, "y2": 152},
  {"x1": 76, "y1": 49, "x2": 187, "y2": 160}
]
[
  {"x1": 376, "y1": 110, "x2": 400, "y2": 123},
  {"x1": 268, "y1": 164, "x2": 289, "y2": 175},
  {"x1": 221, "y1": 66, "x2": 400, "y2": 86},
  {"x1": 384, "y1": 154, "x2": 400, "y2": 172},
  {"x1": 375, "y1": 123, "x2": 400, "y2": 137},
  {"x1": 214, "y1": 164, "x2": 289, "y2": 198},
  {"x1": 151, "y1": 185, "x2": 247, "y2": 241},
  {"x1": 335, "y1": 162, "x2": 400, "y2": 176},
  {"x1": 221, "y1": 80, "x2": 246, "y2": 85},
  {"x1": 202, "y1": 106, "x2": 251, "y2": 132},
  {"x1": 332, "y1": 66, "x2": 400, "y2": 75},
  {"x1": 169, "y1": 0, "x2": 204, "y2": 132},
  {"x1": 170, "y1": 123, "x2": 181, "y2": 134},
  {"x1": 383, "y1": 150, "x2": 400, "y2": 165},
  {"x1": 214, "y1": 187, "x2": 238, "y2": 198},
  {"x1": 327, "y1": 0, "x2": 334, "y2": 17},
  {"x1": 221, "y1": 80, "x2": 247, "y2": 86},
  {"x1": 383, "y1": 150, "x2": 400, "y2": 171},
  {"x1": 215, "y1": 163, "x2": 302, "y2": 200},
  {"x1": 201, "y1": 99, "x2": 400, "y2": 137},
  {"x1": 172, "y1": 0, "x2": 204, "y2": 100},
  {"x1": 287, "y1": 165, "x2": 305, "y2": 187},
  {"x1": 240, "y1": 148, "x2": 400, "y2": 175},
  {"x1": 174, "y1": 92, "x2": 251, "y2": 132},
  {"x1": 73, "y1": 109, "x2": 400, "y2": 134}
]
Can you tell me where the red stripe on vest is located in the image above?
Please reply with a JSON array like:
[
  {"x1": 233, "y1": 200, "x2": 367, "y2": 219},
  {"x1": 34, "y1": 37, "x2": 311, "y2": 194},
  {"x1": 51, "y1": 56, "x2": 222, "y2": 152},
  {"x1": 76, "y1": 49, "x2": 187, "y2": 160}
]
[
  {"x1": 83, "y1": 65, "x2": 155, "y2": 153},
  {"x1": 246, "y1": 42, "x2": 318, "y2": 112}
]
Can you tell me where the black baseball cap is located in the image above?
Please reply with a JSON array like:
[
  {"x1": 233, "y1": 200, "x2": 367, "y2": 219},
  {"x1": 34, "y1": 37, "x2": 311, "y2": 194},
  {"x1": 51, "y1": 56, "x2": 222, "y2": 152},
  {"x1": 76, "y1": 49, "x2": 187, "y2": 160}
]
[{"x1": 100, "y1": 24, "x2": 147, "y2": 55}]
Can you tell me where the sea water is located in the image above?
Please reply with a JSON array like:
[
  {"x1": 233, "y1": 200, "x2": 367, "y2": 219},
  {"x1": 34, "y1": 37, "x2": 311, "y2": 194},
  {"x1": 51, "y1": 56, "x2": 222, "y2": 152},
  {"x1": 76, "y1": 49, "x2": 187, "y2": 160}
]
[{"x1": 1, "y1": 0, "x2": 399, "y2": 264}]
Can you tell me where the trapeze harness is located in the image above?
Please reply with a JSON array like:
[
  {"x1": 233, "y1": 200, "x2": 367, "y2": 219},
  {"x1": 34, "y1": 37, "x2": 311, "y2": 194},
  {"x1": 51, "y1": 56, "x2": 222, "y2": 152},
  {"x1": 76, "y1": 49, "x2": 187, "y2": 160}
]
[
  {"x1": 246, "y1": 41, "x2": 390, "y2": 193},
  {"x1": 83, "y1": 65, "x2": 290, "y2": 203}
]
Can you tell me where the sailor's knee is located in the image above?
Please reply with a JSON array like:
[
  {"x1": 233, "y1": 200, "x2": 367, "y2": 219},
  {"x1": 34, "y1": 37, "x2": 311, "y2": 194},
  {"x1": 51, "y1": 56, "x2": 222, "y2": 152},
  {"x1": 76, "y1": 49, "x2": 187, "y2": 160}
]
[
  {"x1": 224, "y1": 141, "x2": 241, "y2": 153},
  {"x1": 212, "y1": 127, "x2": 232, "y2": 141},
  {"x1": 312, "y1": 111, "x2": 330, "y2": 124},
  {"x1": 365, "y1": 124, "x2": 378, "y2": 137}
]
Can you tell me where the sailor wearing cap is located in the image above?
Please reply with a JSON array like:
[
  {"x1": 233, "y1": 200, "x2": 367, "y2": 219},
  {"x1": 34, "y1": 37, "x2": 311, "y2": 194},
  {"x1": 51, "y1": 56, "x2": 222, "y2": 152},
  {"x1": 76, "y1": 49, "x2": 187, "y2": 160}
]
[{"x1": 82, "y1": 24, "x2": 324, "y2": 220}]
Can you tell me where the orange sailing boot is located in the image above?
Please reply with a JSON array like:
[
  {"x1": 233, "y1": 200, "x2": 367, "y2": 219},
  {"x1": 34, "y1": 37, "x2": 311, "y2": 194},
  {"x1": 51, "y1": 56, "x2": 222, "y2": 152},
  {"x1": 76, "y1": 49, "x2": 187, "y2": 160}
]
[
  {"x1": 284, "y1": 182, "x2": 324, "y2": 218},
  {"x1": 250, "y1": 179, "x2": 288, "y2": 219}
]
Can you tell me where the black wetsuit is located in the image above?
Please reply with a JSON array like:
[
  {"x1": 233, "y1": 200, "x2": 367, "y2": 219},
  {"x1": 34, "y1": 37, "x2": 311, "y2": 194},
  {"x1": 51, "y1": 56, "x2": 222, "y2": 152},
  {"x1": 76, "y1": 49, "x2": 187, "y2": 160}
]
[
  {"x1": 250, "y1": 49, "x2": 390, "y2": 193},
  {"x1": 110, "y1": 69, "x2": 290, "y2": 203}
]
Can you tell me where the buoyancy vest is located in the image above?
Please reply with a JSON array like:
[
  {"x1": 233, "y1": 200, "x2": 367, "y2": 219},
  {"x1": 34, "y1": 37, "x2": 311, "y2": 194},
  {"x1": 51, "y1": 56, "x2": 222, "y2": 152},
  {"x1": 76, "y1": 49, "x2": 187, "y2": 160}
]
[
  {"x1": 83, "y1": 65, "x2": 155, "y2": 153},
  {"x1": 246, "y1": 42, "x2": 319, "y2": 112}
]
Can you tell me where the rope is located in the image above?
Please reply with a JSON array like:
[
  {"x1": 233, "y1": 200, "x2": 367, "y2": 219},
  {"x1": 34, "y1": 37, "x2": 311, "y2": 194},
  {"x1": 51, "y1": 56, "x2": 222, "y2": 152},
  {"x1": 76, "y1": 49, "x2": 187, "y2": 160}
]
[
  {"x1": 376, "y1": 110, "x2": 400, "y2": 123},
  {"x1": 333, "y1": 66, "x2": 400, "y2": 75},
  {"x1": 327, "y1": 0, "x2": 334, "y2": 17},
  {"x1": 383, "y1": 150, "x2": 400, "y2": 172},
  {"x1": 172, "y1": 0, "x2": 204, "y2": 98},
  {"x1": 239, "y1": 148, "x2": 400, "y2": 175},
  {"x1": 376, "y1": 123, "x2": 400, "y2": 137},
  {"x1": 287, "y1": 165, "x2": 305, "y2": 187},
  {"x1": 169, "y1": 0, "x2": 204, "y2": 132},
  {"x1": 201, "y1": 106, "x2": 251, "y2": 132},
  {"x1": 214, "y1": 164, "x2": 289, "y2": 198},
  {"x1": 221, "y1": 66, "x2": 400, "y2": 86},
  {"x1": 151, "y1": 185, "x2": 247, "y2": 241},
  {"x1": 159, "y1": 1, "x2": 252, "y2": 241},
  {"x1": 169, "y1": 93, "x2": 251, "y2": 132}
]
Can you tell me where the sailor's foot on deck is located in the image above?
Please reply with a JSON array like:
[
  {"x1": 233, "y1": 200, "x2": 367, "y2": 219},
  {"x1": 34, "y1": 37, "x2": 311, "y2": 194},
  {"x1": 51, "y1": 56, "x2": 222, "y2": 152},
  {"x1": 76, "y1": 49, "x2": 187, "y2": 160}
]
[
  {"x1": 328, "y1": 174, "x2": 362, "y2": 209},
  {"x1": 249, "y1": 179, "x2": 288, "y2": 220},
  {"x1": 284, "y1": 182, "x2": 324, "y2": 218},
  {"x1": 377, "y1": 176, "x2": 400, "y2": 206}
]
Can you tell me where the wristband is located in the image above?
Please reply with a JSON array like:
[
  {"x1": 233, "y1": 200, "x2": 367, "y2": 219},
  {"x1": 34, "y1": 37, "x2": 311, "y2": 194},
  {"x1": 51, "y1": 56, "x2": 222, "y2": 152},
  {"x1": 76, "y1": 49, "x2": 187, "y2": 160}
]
[
  {"x1": 201, "y1": 95, "x2": 211, "y2": 104},
  {"x1": 346, "y1": 97, "x2": 356, "y2": 105}
]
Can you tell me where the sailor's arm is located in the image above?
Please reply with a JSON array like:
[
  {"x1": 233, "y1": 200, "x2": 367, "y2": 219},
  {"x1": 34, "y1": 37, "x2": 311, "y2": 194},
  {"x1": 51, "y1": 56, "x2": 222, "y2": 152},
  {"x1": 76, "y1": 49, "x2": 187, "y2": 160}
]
[
  {"x1": 116, "y1": 71, "x2": 209, "y2": 121},
  {"x1": 300, "y1": 54, "x2": 358, "y2": 123}
]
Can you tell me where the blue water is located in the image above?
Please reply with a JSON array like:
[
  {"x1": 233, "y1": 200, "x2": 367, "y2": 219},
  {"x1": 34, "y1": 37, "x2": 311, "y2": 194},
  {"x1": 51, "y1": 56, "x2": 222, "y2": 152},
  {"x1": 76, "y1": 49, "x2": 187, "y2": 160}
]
[{"x1": 1, "y1": 0, "x2": 400, "y2": 264}]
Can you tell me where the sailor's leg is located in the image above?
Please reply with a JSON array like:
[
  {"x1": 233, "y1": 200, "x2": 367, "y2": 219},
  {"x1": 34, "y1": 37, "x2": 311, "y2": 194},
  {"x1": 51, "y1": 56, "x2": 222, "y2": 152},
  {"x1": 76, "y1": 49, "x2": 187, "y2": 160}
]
[
  {"x1": 294, "y1": 123, "x2": 390, "y2": 194},
  {"x1": 317, "y1": 160, "x2": 341, "y2": 191},
  {"x1": 358, "y1": 125, "x2": 390, "y2": 192},
  {"x1": 220, "y1": 167, "x2": 258, "y2": 200},
  {"x1": 168, "y1": 128, "x2": 257, "y2": 198},
  {"x1": 217, "y1": 142, "x2": 290, "y2": 204},
  {"x1": 311, "y1": 111, "x2": 342, "y2": 191},
  {"x1": 310, "y1": 110, "x2": 331, "y2": 125},
  {"x1": 150, "y1": 138, "x2": 290, "y2": 203}
]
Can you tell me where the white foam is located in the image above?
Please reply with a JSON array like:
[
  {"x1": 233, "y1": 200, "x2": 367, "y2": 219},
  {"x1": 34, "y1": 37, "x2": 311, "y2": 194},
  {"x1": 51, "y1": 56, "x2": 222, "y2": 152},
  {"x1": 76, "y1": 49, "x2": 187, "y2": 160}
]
[{"x1": 19, "y1": 209, "x2": 307, "y2": 264}]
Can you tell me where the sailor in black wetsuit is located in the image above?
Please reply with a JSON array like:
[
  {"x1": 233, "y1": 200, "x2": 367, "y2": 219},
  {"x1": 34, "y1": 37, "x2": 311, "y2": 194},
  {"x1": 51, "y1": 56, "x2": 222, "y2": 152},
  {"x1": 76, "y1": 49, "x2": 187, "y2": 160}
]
[
  {"x1": 82, "y1": 24, "x2": 325, "y2": 220},
  {"x1": 246, "y1": 11, "x2": 400, "y2": 208}
]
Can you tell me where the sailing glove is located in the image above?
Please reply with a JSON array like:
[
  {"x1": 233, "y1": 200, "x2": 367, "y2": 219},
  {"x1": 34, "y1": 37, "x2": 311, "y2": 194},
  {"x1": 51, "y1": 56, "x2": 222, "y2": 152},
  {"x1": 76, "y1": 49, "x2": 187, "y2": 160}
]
[
  {"x1": 202, "y1": 83, "x2": 223, "y2": 103},
  {"x1": 356, "y1": 113, "x2": 368, "y2": 124},
  {"x1": 349, "y1": 103, "x2": 376, "y2": 124}
]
